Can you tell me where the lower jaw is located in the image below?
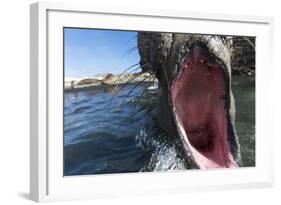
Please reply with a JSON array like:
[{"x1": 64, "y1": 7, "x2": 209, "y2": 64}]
[
  {"x1": 176, "y1": 120, "x2": 237, "y2": 169},
  {"x1": 171, "y1": 58, "x2": 237, "y2": 169}
]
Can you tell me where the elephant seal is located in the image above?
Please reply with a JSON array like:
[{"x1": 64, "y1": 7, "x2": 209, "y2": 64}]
[{"x1": 137, "y1": 33, "x2": 241, "y2": 169}]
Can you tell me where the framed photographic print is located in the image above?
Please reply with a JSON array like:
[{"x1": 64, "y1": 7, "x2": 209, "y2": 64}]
[{"x1": 30, "y1": 2, "x2": 274, "y2": 202}]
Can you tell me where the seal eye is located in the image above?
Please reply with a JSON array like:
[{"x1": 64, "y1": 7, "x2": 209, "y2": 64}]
[{"x1": 171, "y1": 44, "x2": 237, "y2": 169}]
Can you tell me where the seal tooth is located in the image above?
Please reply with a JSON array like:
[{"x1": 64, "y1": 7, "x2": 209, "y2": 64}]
[{"x1": 199, "y1": 59, "x2": 204, "y2": 63}]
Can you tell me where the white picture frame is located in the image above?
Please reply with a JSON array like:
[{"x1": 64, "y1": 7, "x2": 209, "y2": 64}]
[{"x1": 30, "y1": 1, "x2": 274, "y2": 202}]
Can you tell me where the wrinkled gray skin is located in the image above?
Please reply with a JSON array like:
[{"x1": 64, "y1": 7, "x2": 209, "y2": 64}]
[{"x1": 137, "y1": 32, "x2": 241, "y2": 168}]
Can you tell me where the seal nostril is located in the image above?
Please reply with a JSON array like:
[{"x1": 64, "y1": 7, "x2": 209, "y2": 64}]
[{"x1": 190, "y1": 42, "x2": 210, "y2": 63}]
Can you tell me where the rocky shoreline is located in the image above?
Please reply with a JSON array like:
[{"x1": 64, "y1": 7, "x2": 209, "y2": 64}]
[{"x1": 64, "y1": 72, "x2": 157, "y2": 91}]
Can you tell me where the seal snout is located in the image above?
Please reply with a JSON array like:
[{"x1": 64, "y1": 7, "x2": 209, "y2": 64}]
[{"x1": 189, "y1": 42, "x2": 209, "y2": 64}]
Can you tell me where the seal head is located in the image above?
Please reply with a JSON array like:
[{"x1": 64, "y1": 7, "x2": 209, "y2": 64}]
[{"x1": 138, "y1": 33, "x2": 241, "y2": 169}]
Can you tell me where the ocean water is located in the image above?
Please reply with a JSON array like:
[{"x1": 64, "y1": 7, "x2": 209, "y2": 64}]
[
  {"x1": 232, "y1": 75, "x2": 255, "y2": 167},
  {"x1": 64, "y1": 76, "x2": 255, "y2": 176}
]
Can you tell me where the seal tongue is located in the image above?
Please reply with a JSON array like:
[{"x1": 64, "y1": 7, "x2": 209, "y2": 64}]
[{"x1": 171, "y1": 46, "x2": 237, "y2": 169}]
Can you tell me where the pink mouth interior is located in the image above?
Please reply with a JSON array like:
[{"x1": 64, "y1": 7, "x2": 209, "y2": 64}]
[{"x1": 171, "y1": 55, "x2": 237, "y2": 169}]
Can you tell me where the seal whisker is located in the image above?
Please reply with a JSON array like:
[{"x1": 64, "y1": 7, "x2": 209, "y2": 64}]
[
  {"x1": 119, "y1": 74, "x2": 153, "y2": 107},
  {"x1": 119, "y1": 63, "x2": 140, "y2": 75},
  {"x1": 132, "y1": 76, "x2": 155, "y2": 109},
  {"x1": 122, "y1": 46, "x2": 138, "y2": 57},
  {"x1": 111, "y1": 71, "x2": 144, "y2": 96},
  {"x1": 105, "y1": 72, "x2": 145, "y2": 110},
  {"x1": 110, "y1": 66, "x2": 142, "y2": 94},
  {"x1": 111, "y1": 62, "x2": 151, "y2": 95},
  {"x1": 128, "y1": 77, "x2": 155, "y2": 121},
  {"x1": 243, "y1": 37, "x2": 255, "y2": 50}
]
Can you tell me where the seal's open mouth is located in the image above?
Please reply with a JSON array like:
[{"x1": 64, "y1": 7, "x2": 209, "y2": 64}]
[{"x1": 171, "y1": 44, "x2": 237, "y2": 169}]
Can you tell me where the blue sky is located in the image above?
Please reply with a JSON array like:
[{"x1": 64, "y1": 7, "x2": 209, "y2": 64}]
[{"x1": 64, "y1": 28, "x2": 140, "y2": 77}]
